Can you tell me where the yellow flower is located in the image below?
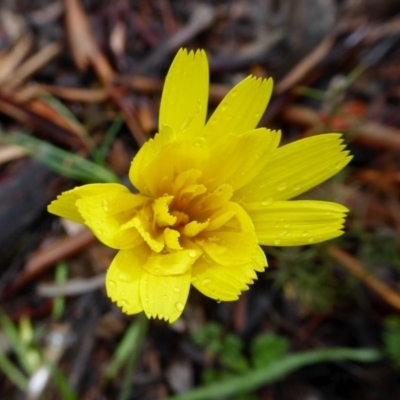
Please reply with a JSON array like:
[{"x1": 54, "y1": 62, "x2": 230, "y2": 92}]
[{"x1": 48, "y1": 49, "x2": 352, "y2": 323}]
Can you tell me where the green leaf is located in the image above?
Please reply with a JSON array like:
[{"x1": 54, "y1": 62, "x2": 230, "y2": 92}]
[
  {"x1": 165, "y1": 347, "x2": 382, "y2": 400},
  {"x1": 104, "y1": 313, "x2": 148, "y2": 381},
  {"x1": 0, "y1": 132, "x2": 118, "y2": 183},
  {"x1": 250, "y1": 333, "x2": 289, "y2": 368}
]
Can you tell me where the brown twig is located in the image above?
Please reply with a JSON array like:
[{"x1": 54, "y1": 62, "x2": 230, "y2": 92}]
[{"x1": 328, "y1": 245, "x2": 400, "y2": 311}]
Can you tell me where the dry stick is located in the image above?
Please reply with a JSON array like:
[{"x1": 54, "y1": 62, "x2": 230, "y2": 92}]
[
  {"x1": 3, "y1": 229, "x2": 96, "y2": 297},
  {"x1": 275, "y1": 32, "x2": 337, "y2": 94},
  {"x1": 3, "y1": 42, "x2": 63, "y2": 91},
  {"x1": 281, "y1": 104, "x2": 400, "y2": 152},
  {"x1": 136, "y1": 3, "x2": 216, "y2": 72},
  {"x1": 328, "y1": 245, "x2": 400, "y2": 311},
  {"x1": 0, "y1": 35, "x2": 32, "y2": 84},
  {"x1": 64, "y1": 0, "x2": 147, "y2": 147}
]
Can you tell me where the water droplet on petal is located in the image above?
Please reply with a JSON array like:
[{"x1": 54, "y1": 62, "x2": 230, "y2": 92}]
[
  {"x1": 202, "y1": 278, "x2": 211, "y2": 286},
  {"x1": 274, "y1": 239, "x2": 281, "y2": 245},
  {"x1": 120, "y1": 299, "x2": 128, "y2": 308},
  {"x1": 173, "y1": 287, "x2": 181, "y2": 293},
  {"x1": 175, "y1": 302, "x2": 184, "y2": 312},
  {"x1": 261, "y1": 198, "x2": 273, "y2": 206},
  {"x1": 216, "y1": 299, "x2": 221, "y2": 304},
  {"x1": 308, "y1": 237, "x2": 315, "y2": 244},
  {"x1": 118, "y1": 272, "x2": 132, "y2": 283},
  {"x1": 102, "y1": 200, "x2": 109, "y2": 211},
  {"x1": 277, "y1": 182, "x2": 287, "y2": 191},
  {"x1": 302, "y1": 231, "x2": 309, "y2": 237},
  {"x1": 189, "y1": 250, "x2": 198, "y2": 258},
  {"x1": 108, "y1": 280, "x2": 116, "y2": 289}
]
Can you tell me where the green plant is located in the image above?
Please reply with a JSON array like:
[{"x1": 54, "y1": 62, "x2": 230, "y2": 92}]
[{"x1": 383, "y1": 316, "x2": 400, "y2": 369}]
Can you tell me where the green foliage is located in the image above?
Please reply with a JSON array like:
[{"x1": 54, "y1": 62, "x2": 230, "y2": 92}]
[
  {"x1": 0, "y1": 132, "x2": 119, "y2": 183},
  {"x1": 0, "y1": 308, "x2": 77, "y2": 399},
  {"x1": 250, "y1": 333, "x2": 289, "y2": 369},
  {"x1": 383, "y1": 316, "x2": 400, "y2": 369},
  {"x1": 168, "y1": 345, "x2": 382, "y2": 400},
  {"x1": 192, "y1": 322, "x2": 290, "y2": 400},
  {"x1": 348, "y1": 224, "x2": 400, "y2": 271},
  {"x1": 268, "y1": 244, "x2": 350, "y2": 313}
]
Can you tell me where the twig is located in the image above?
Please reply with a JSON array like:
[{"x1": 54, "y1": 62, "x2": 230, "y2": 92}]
[{"x1": 328, "y1": 245, "x2": 400, "y2": 311}]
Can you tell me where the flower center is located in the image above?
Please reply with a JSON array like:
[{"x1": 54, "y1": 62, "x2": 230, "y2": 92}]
[
  {"x1": 132, "y1": 169, "x2": 237, "y2": 255},
  {"x1": 171, "y1": 210, "x2": 190, "y2": 228}
]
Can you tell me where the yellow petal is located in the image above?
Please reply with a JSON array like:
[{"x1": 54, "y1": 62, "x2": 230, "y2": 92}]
[
  {"x1": 129, "y1": 125, "x2": 175, "y2": 193},
  {"x1": 235, "y1": 134, "x2": 352, "y2": 203},
  {"x1": 248, "y1": 200, "x2": 349, "y2": 246},
  {"x1": 164, "y1": 228, "x2": 183, "y2": 250},
  {"x1": 159, "y1": 48, "x2": 209, "y2": 137},
  {"x1": 76, "y1": 190, "x2": 148, "y2": 249},
  {"x1": 152, "y1": 195, "x2": 176, "y2": 227},
  {"x1": 125, "y1": 214, "x2": 164, "y2": 253},
  {"x1": 202, "y1": 128, "x2": 281, "y2": 191},
  {"x1": 130, "y1": 136, "x2": 210, "y2": 197},
  {"x1": 140, "y1": 269, "x2": 192, "y2": 323},
  {"x1": 47, "y1": 183, "x2": 129, "y2": 224},
  {"x1": 204, "y1": 201, "x2": 255, "y2": 233},
  {"x1": 189, "y1": 184, "x2": 233, "y2": 218},
  {"x1": 191, "y1": 246, "x2": 266, "y2": 301},
  {"x1": 203, "y1": 76, "x2": 273, "y2": 142},
  {"x1": 195, "y1": 231, "x2": 257, "y2": 266},
  {"x1": 142, "y1": 248, "x2": 201, "y2": 276},
  {"x1": 182, "y1": 220, "x2": 209, "y2": 237},
  {"x1": 106, "y1": 244, "x2": 150, "y2": 315}
]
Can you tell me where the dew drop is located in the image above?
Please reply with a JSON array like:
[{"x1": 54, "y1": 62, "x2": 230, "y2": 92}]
[
  {"x1": 189, "y1": 250, "x2": 198, "y2": 258},
  {"x1": 173, "y1": 287, "x2": 181, "y2": 293},
  {"x1": 118, "y1": 272, "x2": 132, "y2": 283},
  {"x1": 102, "y1": 200, "x2": 109, "y2": 211},
  {"x1": 261, "y1": 198, "x2": 273, "y2": 206},
  {"x1": 202, "y1": 278, "x2": 211, "y2": 286},
  {"x1": 293, "y1": 184, "x2": 300, "y2": 191},
  {"x1": 277, "y1": 182, "x2": 287, "y2": 191},
  {"x1": 175, "y1": 302, "x2": 184, "y2": 312},
  {"x1": 274, "y1": 239, "x2": 281, "y2": 245},
  {"x1": 302, "y1": 231, "x2": 309, "y2": 237},
  {"x1": 108, "y1": 280, "x2": 116, "y2": 289},
  {"x1": 120, "y1": 299, "x2": 128, "y2": 308},
  {"x1": 216, "y1": 299, "x2": 221, "y2": 304},
  {"x1": 308, "y1": 237, "x2": 315, "y2": 244}
]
